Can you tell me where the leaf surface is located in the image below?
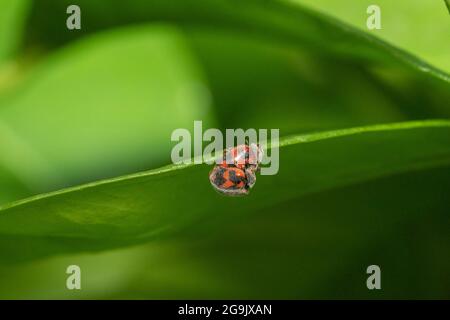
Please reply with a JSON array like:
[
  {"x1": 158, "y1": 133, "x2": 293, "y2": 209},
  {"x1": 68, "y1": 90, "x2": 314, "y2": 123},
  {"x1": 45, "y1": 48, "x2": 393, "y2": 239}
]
[{"x1": 0, "y1": 120, "x2": 449, "y2": 262}]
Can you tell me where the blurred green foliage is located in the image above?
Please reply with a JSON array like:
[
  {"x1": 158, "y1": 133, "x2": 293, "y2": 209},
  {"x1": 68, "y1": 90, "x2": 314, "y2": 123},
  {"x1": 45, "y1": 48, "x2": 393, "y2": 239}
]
[
  {"x1": 0, "y1": 0, "x2": 449, "y2": 299},
  {"x1": 0, "y1": 0, "x2": 29, "y2": 64},
  {"x1": 1, "y1": 24, "x2": 215, "y2": 196},
  {"x1": 292, "y1": 0, "x2": 450, "y2": 73}
]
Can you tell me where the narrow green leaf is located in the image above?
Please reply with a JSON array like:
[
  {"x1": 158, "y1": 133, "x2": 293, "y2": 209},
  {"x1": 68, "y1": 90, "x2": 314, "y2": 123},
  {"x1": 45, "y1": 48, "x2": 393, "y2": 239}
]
[
  {"x1": 0, "y1": 119, "x2": 449, "y2": 263},
  {"x1": 290, "y1": 0, "x2": 450, "y2": 73},
  {"x1": 24, "y1": 0, "x2": 450, "y2": 83}
]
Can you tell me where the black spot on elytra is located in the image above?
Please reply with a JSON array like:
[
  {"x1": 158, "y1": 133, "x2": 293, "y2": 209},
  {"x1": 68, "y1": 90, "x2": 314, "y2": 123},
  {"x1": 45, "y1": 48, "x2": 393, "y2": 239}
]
[
  {"x1": 213, "y1": 167, "x2": 227, "y2": 186},
  {"x1": 228, "y1": 170, "x2": 241, "y2": 184}
]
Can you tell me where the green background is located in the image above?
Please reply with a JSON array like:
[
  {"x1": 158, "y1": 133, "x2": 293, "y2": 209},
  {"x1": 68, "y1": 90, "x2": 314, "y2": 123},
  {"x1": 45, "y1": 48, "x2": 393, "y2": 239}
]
[{"x1": 0, "y1": 0, "x2": 449, "y2": 299}]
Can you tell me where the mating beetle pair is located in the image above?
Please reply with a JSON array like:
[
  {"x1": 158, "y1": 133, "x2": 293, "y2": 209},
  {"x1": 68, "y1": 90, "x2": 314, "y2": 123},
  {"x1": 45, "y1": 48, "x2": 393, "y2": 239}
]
[{"x1": 209, "y1": 143, "x2": 263, "y2": 196}]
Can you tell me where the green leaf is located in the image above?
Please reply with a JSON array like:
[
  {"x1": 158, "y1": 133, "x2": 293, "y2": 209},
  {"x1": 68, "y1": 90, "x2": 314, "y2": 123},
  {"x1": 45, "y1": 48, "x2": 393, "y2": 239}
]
[
  {"x1": 1, "y1": 164, "x2": 448, "y2": 298},
  {"x1": 0, "y1": 119, "x2": 449, "y2": 263},
  {"x1": 290, "y1": 0, "x2": 450, "y2": 73},
  {"x1": 24, "y1": 0, "x2": 450, "y2": 83}
]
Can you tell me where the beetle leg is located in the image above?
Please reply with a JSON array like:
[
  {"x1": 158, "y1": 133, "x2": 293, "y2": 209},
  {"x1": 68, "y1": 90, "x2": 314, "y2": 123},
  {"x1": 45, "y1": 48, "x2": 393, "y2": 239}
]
[{"x1": 245, "y1": 168, "x2": 257, "y2": 189}]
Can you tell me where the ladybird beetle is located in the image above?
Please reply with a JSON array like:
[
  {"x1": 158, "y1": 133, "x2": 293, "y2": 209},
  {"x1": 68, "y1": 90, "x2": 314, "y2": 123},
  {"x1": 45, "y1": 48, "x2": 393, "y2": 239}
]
[
  {"x1": 209, "y1": 165, "x2": 256, "y2": 196},
  {"x1": 222, "y1": 143, "x2": 263, "y2": 171}
]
